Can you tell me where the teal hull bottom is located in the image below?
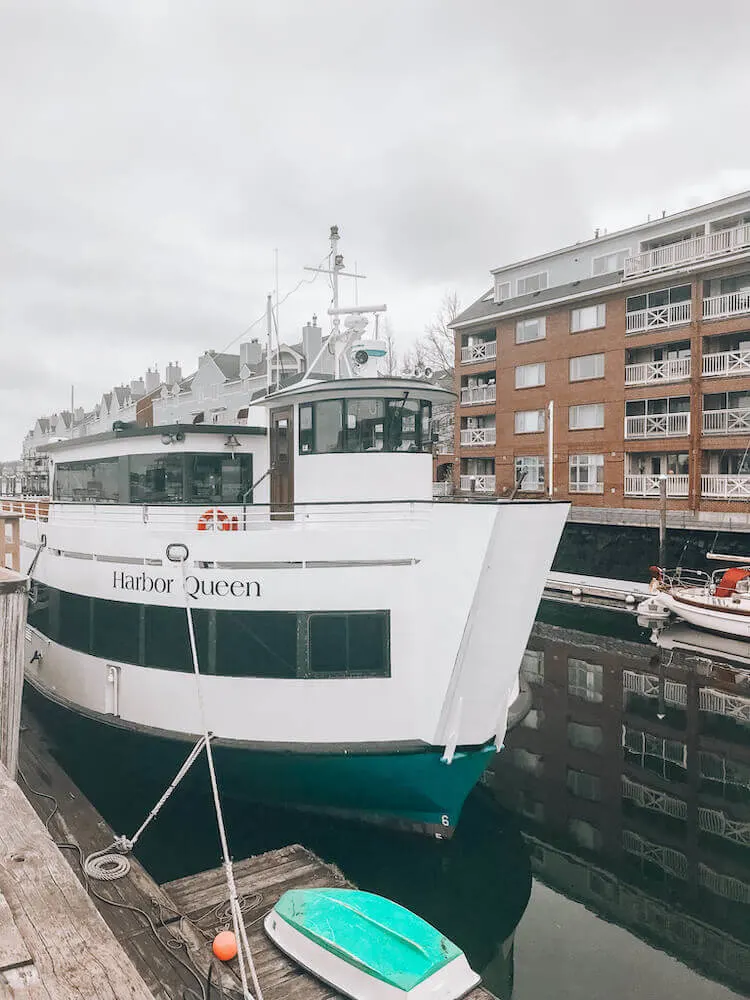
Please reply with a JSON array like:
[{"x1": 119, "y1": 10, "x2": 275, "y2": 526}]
[{"x1": 24, "y1": 684, "x2": 496, "y2": 838}]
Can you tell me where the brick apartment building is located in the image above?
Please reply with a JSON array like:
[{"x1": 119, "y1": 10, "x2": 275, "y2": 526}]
[{"x1": 446, "y1": 191, "x2": 750, "y2": 528}]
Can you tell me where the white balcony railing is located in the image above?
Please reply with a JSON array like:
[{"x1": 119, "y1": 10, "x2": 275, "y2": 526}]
[
  {"x1": 460, "y1": 427, "x2": 496, "y2": 446},
  {"x1": 702, "y1": 408, "x2": 750, "y2": 435},
  {"x1": 625, "y1": 301, "x2": 692, "y2": 334},
  {"x1": 460, "y1": 340, "x2": 497, "y2": 364},
  {"x1": 459, "y1": 474, "x2": 496, "y2": 493},
  {"x1": 701, "y1": 475, "x2": 750, "y2": 500},
  {"x1": 624, "y1": 412, "x2": 690, "y2": 439},
  {"x1": 432, "y1": 481, "x2": 453, "y2": 497},
  {"x1": 702, "y1": 349, "x2": 750, "y2": 378},
  {"x1": 624, "y1": 474, "x2": 690, "y2": 498},
  {"x1": 702, "y1": 290, "x2": 750, "y2": 321},
  {"x1": 460, "y1": 384, "x2": 496, "y2": 406},
  {"x1": 624, "y1": 224, "x2": 750, "y2": 279},
  {"x1": 624, "y1": 357, "x2": 691, "y2": 386}
]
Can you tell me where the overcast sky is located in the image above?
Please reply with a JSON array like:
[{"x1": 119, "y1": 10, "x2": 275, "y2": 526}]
[{"x1": 2, "y1": 0, "x2": 750, "y2": 458}]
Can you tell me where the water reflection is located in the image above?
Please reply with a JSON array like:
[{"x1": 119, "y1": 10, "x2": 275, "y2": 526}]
[{"x1": 487, "y1": 620, "x2": 750, "y2": 997}]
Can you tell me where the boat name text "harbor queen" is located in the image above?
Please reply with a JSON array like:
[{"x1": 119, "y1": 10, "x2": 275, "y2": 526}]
[{"x1": 112, "y1": 571, "x2": 261, "y2": 599}]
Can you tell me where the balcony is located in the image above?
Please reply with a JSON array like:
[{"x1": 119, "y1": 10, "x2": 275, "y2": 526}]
[
  {"x1": 701, "y1": 475, "x2": 750, "y2": 500},
  {"x1": 625, "y1": 302, "x2": 691, "y2": 334},
  {"x1": 461, "y1": 340, "x2": 497, "y2": 365},
  {"x1": 624, "y1": 412, "x2": 690, "y2": 439},
  {"x1": 624, "y1": 357, "x2": 691, "y2": 387},
  {"x1": 702, "y1": 349, "x2": 750, "y2": 378},
  {"x1": 702, "y1": 408, "x2": 750, "y2": 435},
  {"x1": 432, "y1": 481, "x2": 453, "y2": 497},
  {"x1": 624, "y1": 223, "x2": 750, "y2": 279},
  {"x1": 702, "y1": 289, "x2": 750, "y2": 321},
  {"x1": 459, "y1": 474, "x2": 496, "y2": 493},
  {"x1": 460, "y1": 384, "x2": 496, "y2": 406},
  {"x1": 460, "y1": 427, "x2": 496, "y2": 446},
  {"x1": 624, "y1": 475, "x2": 689, "y2": 498}
]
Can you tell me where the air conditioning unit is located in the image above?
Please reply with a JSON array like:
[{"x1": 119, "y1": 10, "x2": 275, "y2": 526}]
[{"x1": 350, "y1": 340, "x2": 387, "y2": 377}]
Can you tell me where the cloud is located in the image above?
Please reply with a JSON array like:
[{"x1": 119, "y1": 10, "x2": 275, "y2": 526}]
[{"x1": 1, "y1": 0, "x2": 750, "y2": 457}]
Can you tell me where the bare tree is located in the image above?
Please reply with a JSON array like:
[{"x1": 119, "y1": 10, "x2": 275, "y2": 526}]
[
  {"x1": 381, "y1": 318, "x2": 399, "y2": 375},
  {"x1": 405, "y1": 291, "x2": 461, "y2": 377}
]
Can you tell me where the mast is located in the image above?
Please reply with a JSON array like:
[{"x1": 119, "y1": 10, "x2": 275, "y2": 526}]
[{"x1": 266, "y1": 294, "x2": 273, "y2": 394}]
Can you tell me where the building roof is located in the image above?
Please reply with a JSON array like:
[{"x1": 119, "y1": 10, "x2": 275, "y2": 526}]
[{"x1": 206, "y1": 352, "x2": 242, "y2": 381}]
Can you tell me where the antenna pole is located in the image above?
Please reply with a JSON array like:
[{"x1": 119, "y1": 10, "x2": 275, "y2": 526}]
[
  {"x1": 266, "y1": 294, "x2": 273, "y2": 394},
  {"x1": 274, "y1": 248, "x2": 280, "y2": 339}
]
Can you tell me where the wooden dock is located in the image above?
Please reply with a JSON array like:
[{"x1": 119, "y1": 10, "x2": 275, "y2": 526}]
[
  {"x1": 0, "y1": 760, "x2": 155, "y2": 998},
  {"x1": 164, "y1": 846, "x2": 497, "y2": 1000},
  {"x1": 18, "y1": 709, "x2": 498, "y2": 999}
]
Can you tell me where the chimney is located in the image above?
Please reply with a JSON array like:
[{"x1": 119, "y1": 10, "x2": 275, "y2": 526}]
[
  {"x1": 302, "y1": 317, "x2": 323, "y2": 371},
  {"x1": 144, "y1": 367, "x2": 160, "y2": 392},
  {"x1": 240, "y1": 340, "x2": 262, "y2": 369},
  {"x1": 130, "y1": 377, "x2": 146, "y2": 397},
  {"x1": 165, "y1": 361, "x2": 182, "y2": 386}
]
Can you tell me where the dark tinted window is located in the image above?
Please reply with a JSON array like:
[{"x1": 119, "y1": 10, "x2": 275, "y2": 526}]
[
  {"x1": 299, "y1": 398, "x2": 432, "y2": 455},
  {"x1": 94, "y1": 598, "x2": 141, "y2": 664},
  {"x1": 129, "y1": 455, "x2": 184, "y2": 503},
  {"x1": 308, "y1": 612, "x2": 389, "y2": 677},
  {"x1": 144, "y1": 605, "x2": 194, "y2": 671},
  {"x1": 216, "y1": 612, "x2": 297, "y2": 678},
  {"x1": 54, "y1": 458, "x2": 122, "y2": 502},
  {"x1": 58, "y1": 591, "x2": 91, "y2": 653}
]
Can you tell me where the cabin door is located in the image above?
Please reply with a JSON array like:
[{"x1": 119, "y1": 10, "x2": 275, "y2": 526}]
[{"x1": 270, "y1": 407, "x2": 294, "y2": 519}]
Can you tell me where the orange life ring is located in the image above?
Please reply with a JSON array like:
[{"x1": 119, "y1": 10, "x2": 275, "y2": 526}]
[{"x1": 197, "y1": 508, "x2": 233, "y2": 531}]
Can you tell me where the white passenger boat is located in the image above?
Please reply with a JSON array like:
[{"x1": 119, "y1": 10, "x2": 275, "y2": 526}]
[
  {"x1": 637, "y1": 555, "x2": 750, "y2": 640},
  {"x1": 7, "y1": 254, "x2": 568, "y2": 837}
]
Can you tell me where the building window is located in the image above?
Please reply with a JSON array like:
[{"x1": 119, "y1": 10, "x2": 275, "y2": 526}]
[
  {"x1": 571, "y1": 304, "x2": 606, "y2": 333},
  {"x1": 626, "y1": 284, "x2": 691, "y2": 314},
  {"x1": 568, "y1": 819, "x2": 602, "y2": 851},
  {"x1": 515, "y1": 456, "x2": 545, "y2": 491},
  {"x1": 569, "y1": 454, "x2": 604, "y2": 493},
  {"x1": 569, "y1": 403, "x2": 605, "y2": 430},
  {"x1": 298, "y1": 398, "x2": 432, "y2": 455},
  {"x1": 623, "y1": 725, "x2": 687, "y2": 779},
  {"x1": 569, "y1": 353, "x2": 605, "y2": 382},
  {"x1": 496, "y1": 280, "x2": 511, "y2": 301},
  {"x1": 516, "y1": 317, "x2": 546, "y2": 344},
  {"x1": 515, "y1": 363, "x2": 545, "y2": 389},
  {"x1": 568, "y1": 722, "x2": 603, "y2": 752},
  {"x1": 521, "y1": 648, "x2": 544, "y2": 685},
  {"x1": 566, "y1": 769, "x2": 602, "y2": 801},
  {"x1": 517, "y1": 272, "x2": 548, "y2": 296},
  {"x1": 568, "y1": 658, "x2": 603, "y2": 702},
  {"x1": 515, "y1": 409, "x2": 545, "y2": 434},
  {"x1": 592, "y1": 250, "x2": 629, "y2": 276},
  {"x1": 511, "y1": 748, "x2": 544, "y2": 776}
]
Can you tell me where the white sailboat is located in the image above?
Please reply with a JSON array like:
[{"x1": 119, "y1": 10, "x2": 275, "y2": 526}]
[{"x1": 7, "y1": 229, "x2": 569, "y2": 836}]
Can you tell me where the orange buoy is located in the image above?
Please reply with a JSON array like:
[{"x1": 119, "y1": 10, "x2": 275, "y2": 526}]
[{"x1": 212, "y1": 930, "x2": 238, "y2": 961}]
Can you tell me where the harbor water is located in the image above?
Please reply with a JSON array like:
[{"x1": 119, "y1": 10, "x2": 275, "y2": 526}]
[{"x1": 27, "y1": 602, "x2": 749, "y2": 1000}]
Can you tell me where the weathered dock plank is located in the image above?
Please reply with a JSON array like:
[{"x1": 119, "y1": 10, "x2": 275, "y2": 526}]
[
  {"x1": 18, "y1": 709, "x2": 241, "y2": 1000},
  {"x1": 0, "y1": 761, "x2": 155, "y2": 999},
  {"x1": 164, "y1": 844, "x2": 497, "y2": 1000}
]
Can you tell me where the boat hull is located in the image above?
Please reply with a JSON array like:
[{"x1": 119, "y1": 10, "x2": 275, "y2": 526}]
[
  {"x1": 642, "y1": 592, "x2": 750, "y2": 639},
  {"x1": 24, "y1": 679, "x2": 496, "y2": 838}
]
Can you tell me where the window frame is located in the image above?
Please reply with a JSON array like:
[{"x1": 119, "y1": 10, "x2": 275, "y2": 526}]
[
  {"x1": 569, "y1": 403, "x2": 605, "y2": 430},
  {"x1": 516, "y1": 271, "x2": 549, "y2": 296},
  {"x1": 592, "y1": 249, "x2": 629, "y2": 276},
  {"x1": 571, "y1": 303, "x2": 607, "y2": 333},
  {"x1": 515, "y1": 362, "x2": 546, "y2": 389},
  {"x1": 515, "y1": 316, "x2": 546, "y2": 345},
  {"x1": 514, "y1": 409, "x2": 546, "y2": 434},
  {"x1": 569, "y1": 353, "x2": 605, "y2": 382},
  {"x1": 298, "y1": 398, "x2": 433, "y2": 456}
]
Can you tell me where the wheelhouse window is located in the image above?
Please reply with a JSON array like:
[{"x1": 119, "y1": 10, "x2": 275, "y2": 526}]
[
  {"x1": 130, "y1": 454, "x2": 184, "y2": 503},
  {"x1": 54, "y1": 457, "x2": 121, "y2": 502},
  {"x1": 299, "y1": 398, "x2": 433, "y2": 454}
]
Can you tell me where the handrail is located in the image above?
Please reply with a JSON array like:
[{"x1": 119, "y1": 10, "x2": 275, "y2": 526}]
[{"x1": 242, "y1": 464, "x2": 275, "y2": 531}]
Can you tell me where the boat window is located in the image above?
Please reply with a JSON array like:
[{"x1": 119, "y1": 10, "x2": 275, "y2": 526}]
[
  {"x1": 130, "y1": 455, "x2": 185, "y2": 503},
  {"x1": 54, "y1": 453, "x2": 252, "y2": 504},
  {"x1": 54, "y1": 457, "x2": 121, "y2": 502},
  {"x1": 30, "y1": 585, "x2": 390, "y2": 679},
  {"x1": 298, "y1": 398, "x2": 432, "y2": 455},
  {"x1": 307, "y1": 611, "x2": 390, "y2": 677}
]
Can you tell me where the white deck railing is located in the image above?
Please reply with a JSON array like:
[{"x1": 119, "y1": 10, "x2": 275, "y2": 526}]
[
  {"x1": 460, "y1": 340, "x2": 497, "y2": 364},
  {"x1": 625, "y1": 301, "x2": 691, "y2": 334},
  {"x1": 459, "y1": 474, "x2": 496, "y2": 493},
  {"x1": 702, "y1": 407, "x2": 750, "y2": 435},
  {"x1": 432, "y1": 481, "x2": 453, "y2": 497},
  {"x1": 702, "y1": 349, "x2": 750, "y2": 378},
  {"x1": 702, "y1": 290, "x2": 750, "y2": 321},
  {"x1": 460, "y1": 427, "x2": 496, "y2": 446},
  {"x1": 624, "y1": 357, "x2": 691, "y2": 386},
  {"x1": 701, "y1": 474, "x2": 750, "y2": 499},
  {"x1": 460, "y1": 384, "x2": 496, "y2": 405},
  {"x1": 624, "y1": 474, "x2": 689, "y2": 498},
  {"x1": 624, "y1": 223, "x2": 750, "y2": 278},
  {"x1": 624, "y1": 412, "x2": 690, "y2": 439}
]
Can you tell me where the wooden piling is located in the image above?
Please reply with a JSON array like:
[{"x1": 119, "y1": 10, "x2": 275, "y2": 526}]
[{"x1": 0, "y1": 567, "x2": 27, "y2": 780}]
